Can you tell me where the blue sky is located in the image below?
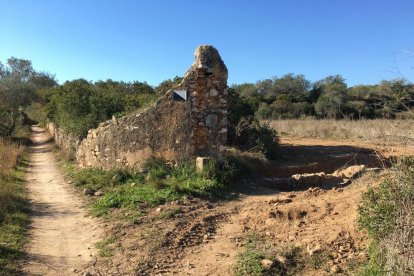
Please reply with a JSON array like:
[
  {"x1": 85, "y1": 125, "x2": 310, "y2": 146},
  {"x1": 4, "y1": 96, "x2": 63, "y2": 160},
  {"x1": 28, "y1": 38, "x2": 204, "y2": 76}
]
[{"x1": 0, "y1": 0, "x2": 413, "y2": 86}]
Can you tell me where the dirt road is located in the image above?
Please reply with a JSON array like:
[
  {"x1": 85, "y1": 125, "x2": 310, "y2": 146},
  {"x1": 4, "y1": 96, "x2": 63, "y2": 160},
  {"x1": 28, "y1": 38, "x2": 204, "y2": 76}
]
[{"x1": 24, "y1": 126, "x2": 101, "y2": 276}]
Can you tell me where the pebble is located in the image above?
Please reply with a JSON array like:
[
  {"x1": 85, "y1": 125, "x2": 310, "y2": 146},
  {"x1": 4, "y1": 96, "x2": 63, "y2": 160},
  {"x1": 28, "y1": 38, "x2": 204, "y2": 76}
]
[
  {"x1": 330, "y1": 264, "x2": 341, "y2": 273},
  {"x1": 260, "y1": 259, "x2": 274, "y2": 269},
  {"x1": 276, "y1": 255, "x2": 287, "y2": 264},
  {"x1": 83, "y1": 188, "x2": 95, "y2": 195},
  {"x1": 94, "y1": 190, "x2": 104, "y2": 196}
]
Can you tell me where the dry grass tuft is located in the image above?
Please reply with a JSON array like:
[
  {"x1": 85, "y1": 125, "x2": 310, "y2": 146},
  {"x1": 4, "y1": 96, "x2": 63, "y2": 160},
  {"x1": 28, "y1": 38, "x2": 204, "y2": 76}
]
[
  {"x1": 0, "y1": 138, "x2": 25, "y2": 176},
  {"x1": 0, "y1": 137, "x2": 29, "y2": 275},
  {"x1": 268, "y1": 119, "x2": 414, "y2": 146}
]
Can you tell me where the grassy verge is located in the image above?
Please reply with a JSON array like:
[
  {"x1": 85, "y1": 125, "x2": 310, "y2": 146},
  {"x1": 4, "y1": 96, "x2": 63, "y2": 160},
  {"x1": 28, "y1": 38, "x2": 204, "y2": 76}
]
[
  {"x1": 358, "y1": 156, "x2": 414, "y2": 275},
  {"x1": 62, "y1": 156, "x2": 246, "y2": 217},
  {"x1": 0, "y1": 138, "x2": 29, "y2": 275}
]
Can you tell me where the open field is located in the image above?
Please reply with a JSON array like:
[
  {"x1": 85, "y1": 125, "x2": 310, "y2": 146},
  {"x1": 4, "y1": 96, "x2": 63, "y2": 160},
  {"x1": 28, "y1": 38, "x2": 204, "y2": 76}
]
[{"x1": 269, "y1": 119, "x2": 414, "y2": 146}]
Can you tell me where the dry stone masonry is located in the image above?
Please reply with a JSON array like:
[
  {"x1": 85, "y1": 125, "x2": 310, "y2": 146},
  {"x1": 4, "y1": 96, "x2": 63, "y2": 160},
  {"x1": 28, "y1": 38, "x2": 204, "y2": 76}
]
[{"x1": 49, "y1": 45, "x2": 228, "y2": 170}]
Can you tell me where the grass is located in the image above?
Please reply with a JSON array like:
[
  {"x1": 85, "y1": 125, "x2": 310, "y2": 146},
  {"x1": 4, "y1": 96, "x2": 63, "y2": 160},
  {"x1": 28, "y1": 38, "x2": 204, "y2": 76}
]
[
  {"x1": 0, "y1": 138, "x2": 29, "y2": 275},
  {"x1": 268, "y1": 119, "x2": 414, "y2": 145},
  {"x1": 62, "y1": 157, "x2": 240, "y2": 217},
  {"x1": 158, "y1": 207, "x2": 182, "y2": 220},
  {"x1": 0, "y1": 138, "x2": 25, "y2": 176},
  {"x1": 95, "y1": 235, "x2": 117, "y2": 257},
  {"x1": 235, "y1": 234, "x2": 307, "y2": 276}
]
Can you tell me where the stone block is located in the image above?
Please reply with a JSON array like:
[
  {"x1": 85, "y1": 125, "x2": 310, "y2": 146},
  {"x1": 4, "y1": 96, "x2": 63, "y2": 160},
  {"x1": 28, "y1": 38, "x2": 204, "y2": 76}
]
[{"x1": 196, "y1": 157, "x2": 213, "y2": 172}]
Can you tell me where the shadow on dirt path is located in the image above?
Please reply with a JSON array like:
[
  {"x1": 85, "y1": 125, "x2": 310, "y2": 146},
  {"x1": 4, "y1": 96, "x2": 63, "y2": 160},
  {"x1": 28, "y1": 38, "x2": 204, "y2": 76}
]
[{"x1": 23, "y1": 126, "x2": 102, "y2": 276}]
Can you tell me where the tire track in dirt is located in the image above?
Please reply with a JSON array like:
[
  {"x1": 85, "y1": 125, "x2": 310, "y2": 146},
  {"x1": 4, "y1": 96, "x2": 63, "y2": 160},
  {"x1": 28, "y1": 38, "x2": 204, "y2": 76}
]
[
  {"x1": 24, "y1": 126, "x2": 102, "y2": 276},
  {"x1": 170, "y1": 170, "x2": 381, "y2": 275}
]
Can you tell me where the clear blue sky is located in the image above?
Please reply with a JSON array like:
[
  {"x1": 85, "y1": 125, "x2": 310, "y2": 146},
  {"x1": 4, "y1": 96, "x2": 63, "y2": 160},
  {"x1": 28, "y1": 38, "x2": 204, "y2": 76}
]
[{"x1": 1, "y1": 0, "x2": 413, "y2": 86}]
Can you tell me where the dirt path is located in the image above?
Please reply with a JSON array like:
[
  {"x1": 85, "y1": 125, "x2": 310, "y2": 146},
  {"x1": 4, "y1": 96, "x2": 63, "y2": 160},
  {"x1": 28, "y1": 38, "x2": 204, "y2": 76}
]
[{"x1": 24, "y1": 126, "x2": 102, "y2": 276}]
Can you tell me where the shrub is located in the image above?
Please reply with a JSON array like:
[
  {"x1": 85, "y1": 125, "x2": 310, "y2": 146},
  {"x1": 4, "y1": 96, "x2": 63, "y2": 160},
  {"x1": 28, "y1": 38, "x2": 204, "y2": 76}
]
[
  {"x1": 234, "y1": 117, "x2": 279, "y2": 159},
  {"x1": 358, "y1": 180, "x2": 396, "y2": 239},
  {"x1": 201, "y1": 156, "x2": 251, "y2": 185},
  {"x1": 358, "y1": 157, "x2": 414, "y2": 274},
  {"x1": 227, "y1": 88, "x2": 255, "y2": 145}
]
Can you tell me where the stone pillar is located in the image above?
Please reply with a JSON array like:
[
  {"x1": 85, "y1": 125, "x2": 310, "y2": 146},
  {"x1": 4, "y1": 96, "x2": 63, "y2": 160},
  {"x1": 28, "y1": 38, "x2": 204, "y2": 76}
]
[{"x1": 179, "y1": 45, "x2": 228, "y2": 158}]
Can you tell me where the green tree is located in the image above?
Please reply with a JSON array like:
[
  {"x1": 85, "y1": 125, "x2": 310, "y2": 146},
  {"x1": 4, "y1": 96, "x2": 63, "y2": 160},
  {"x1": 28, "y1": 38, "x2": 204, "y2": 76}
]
[
  {"x1": 232, "y1": 83, "x2": 258, "y2": 98},
  {"x1": 0, "y1": 58, "x2": 50, "y2": 136},
  {"x1": 314, "y1": 75, "x2": 349, "y2": 118},
  {"x1": 272, "y1": 73, "x2": 310, "y2": 99}
]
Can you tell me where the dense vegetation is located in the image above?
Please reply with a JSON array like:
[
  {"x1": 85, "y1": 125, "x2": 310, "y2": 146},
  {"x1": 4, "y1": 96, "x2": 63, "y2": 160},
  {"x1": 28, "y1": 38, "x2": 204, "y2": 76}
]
[
  {"x1": 358, "y1": 157, "x2": 414, "y2": 275},
  {"x1": 45, "y1": 79, "x2": 156, "y2": 137},
  {"x1": 0, "y1": 57, "x2": 164, "y2": 139},
  {"x1": 232, "y1": 74, "x2": 414, "y2": 120}
]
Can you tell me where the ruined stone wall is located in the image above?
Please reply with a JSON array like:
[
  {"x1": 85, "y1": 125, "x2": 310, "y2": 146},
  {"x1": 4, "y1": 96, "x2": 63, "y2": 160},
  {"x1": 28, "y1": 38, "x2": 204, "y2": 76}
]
[
  {"x1": 75, "y1": 93, "x2": 193, "y2": 169},
  {"x1": 47, "y1": 122, "x2": 81, "y2": 155},
  {"x1": 73, "y1": 45, "x2": 228, "y2": 170}
]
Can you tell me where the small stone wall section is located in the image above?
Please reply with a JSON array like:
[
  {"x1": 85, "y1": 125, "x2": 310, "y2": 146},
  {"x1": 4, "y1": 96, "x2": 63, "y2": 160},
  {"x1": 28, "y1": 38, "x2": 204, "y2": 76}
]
[
  {"x1": 54, "y1": 45, "x2": 229, "y2": 170},
  {"x1": 47, "y1": 122, "x2": 81, "y2": 155}
]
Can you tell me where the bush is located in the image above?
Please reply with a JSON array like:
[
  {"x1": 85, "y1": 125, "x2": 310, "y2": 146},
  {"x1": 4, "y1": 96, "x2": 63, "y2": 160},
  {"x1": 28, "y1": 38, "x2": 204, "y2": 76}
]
[
  {"x1": 227, "y1": 88, "x2": 255, "y2": 145},
  {"x1": 234, "y1": 117, "x2": 279, "y2": 159},
  {"x1": 358, "y1": 180, "x2": 396, "y2": 240},
  {"x1": 207, "y1": 156, "x2": 252, "y2": 184},
  {"x1": 358, "y1": 157, "x2": 414, "y2": 274}
]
